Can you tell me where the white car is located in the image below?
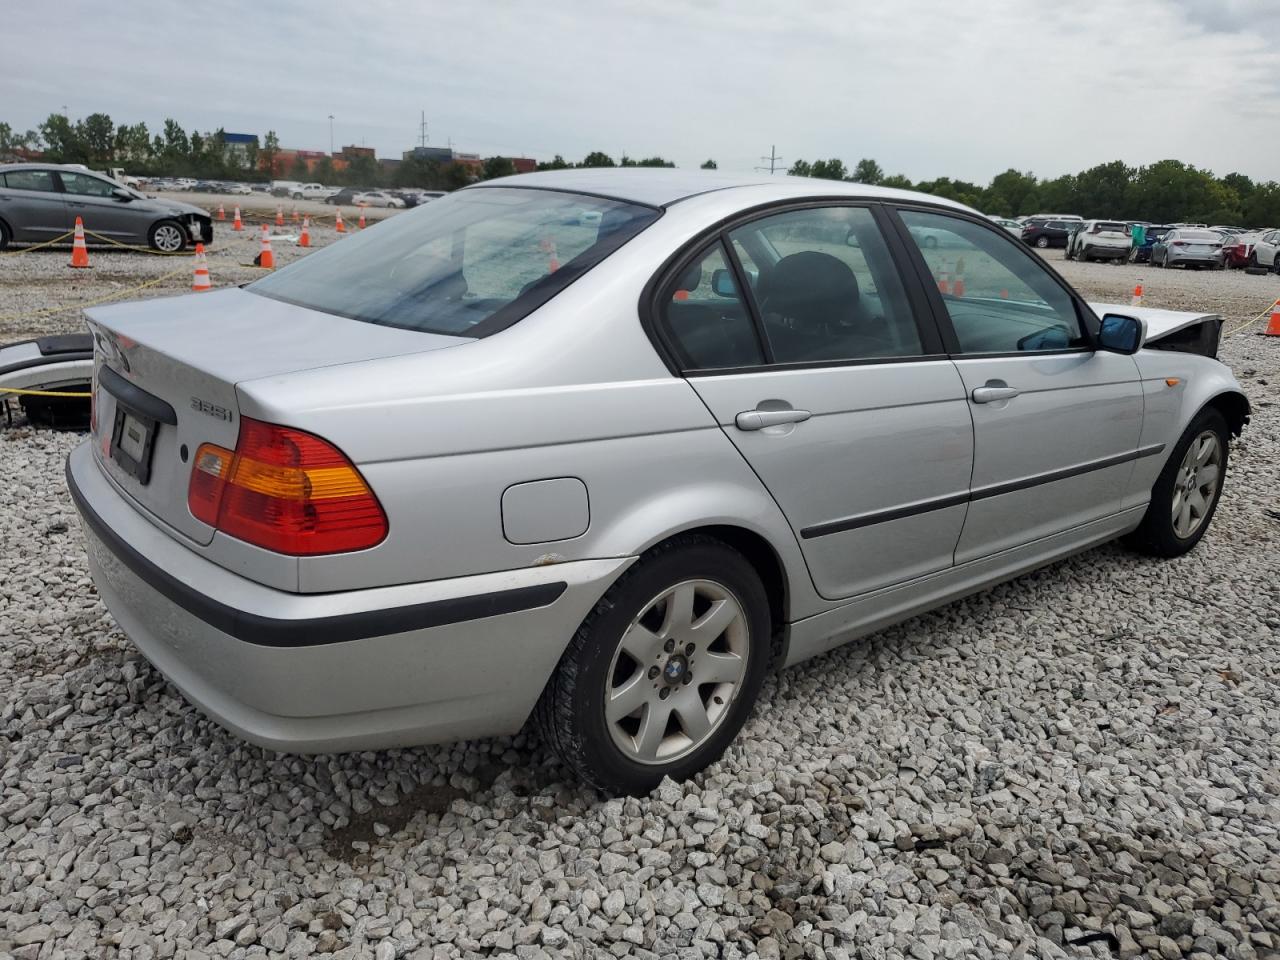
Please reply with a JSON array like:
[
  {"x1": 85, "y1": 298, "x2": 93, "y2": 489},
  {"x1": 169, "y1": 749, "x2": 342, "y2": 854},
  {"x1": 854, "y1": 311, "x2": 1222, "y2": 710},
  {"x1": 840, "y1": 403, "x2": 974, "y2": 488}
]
[
  {"x1": 227, "y1": 183, "x2": 253, "y2": 196},
  {"x1": 353, "y1": 191, "x2": 405, "y2": 209},
  {"x1": 988, "y1": 216, "x2": 1023, "y2": 237},
  {"x1": 1248, "y1": 229, "x2": 1280, "y2": 272},
  {"x1": 291, "y1": 183, "x2": 339, "y2": 201},
  {"x1": 1067, "y1": 220, "x2": 1133, "y2": 263}
]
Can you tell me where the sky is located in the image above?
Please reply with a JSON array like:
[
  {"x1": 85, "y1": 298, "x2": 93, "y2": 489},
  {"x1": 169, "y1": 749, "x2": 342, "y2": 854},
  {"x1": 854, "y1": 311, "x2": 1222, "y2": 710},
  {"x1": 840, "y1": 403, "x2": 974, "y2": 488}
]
[{"x1": 3, "y1": 0, "x2": 1279, "y2": 184}]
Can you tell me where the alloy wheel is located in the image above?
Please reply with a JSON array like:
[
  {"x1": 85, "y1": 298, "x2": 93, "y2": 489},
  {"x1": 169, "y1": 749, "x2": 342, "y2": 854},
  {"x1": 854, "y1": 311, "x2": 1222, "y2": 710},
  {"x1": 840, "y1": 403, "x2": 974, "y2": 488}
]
[
  {"x1": 1171, "y1": 431, "x2": 1222, "y2": 539},
  {"x1": 605, "y1": 579, "x2": 750, "y2": 764},
  {"x1": 152, "y1": 223, "x2": 184, "y2": 252}
]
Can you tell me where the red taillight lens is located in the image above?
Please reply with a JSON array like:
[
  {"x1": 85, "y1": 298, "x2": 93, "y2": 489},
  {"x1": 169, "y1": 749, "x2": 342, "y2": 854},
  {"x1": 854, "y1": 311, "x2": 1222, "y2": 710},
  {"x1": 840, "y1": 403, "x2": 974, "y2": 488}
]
[
  {"x1": 186, "y1": 419, "x2": 387, "y2": 555},
  {"x1": 1172, "y1": 241, "x2": 1188, "y2": 247}
]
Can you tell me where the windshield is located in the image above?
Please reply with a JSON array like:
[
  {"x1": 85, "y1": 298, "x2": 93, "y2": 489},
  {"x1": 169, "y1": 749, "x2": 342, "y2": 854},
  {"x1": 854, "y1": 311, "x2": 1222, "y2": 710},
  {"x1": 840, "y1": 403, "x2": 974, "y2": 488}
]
[{"x1": 249, "y1": 188, "x2": 659, "y2": 337}]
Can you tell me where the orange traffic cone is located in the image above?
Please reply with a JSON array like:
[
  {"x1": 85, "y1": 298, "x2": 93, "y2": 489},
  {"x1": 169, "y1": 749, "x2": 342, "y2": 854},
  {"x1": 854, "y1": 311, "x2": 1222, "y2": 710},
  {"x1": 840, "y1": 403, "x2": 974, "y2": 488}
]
[
  {"x1": 216, "y1": 203, "x2": 225, "y2": 221},
  {"x1": 358, "y1": 206, "x2": 367, "y2": 229},
  {"x1": 232, "y1": 206, "x2": 243, "y2": 231},
  {"x1": 1131, "y1": 280, "x2": 1144, "y2": 307},
  {"x1": 275, "y1": 204, "x2": 284, "y2": 227},
  {"x1": 258, "y1": 225, "x2": 275, "y2": 269},
  {"x1": 953, "y1": 256, "x2": 966, "y2": 297},
  {"x1": 299, "y1": 216, "x2": 311, "y2": 248},
  {"x1": 335, "y1": 210, "x2": 346, "y2": 233},
  {"x1": 1263, "y1": 300, "x2": 1280, "y2": 337},
  {"x1": 937, "y1": 260, "x2": 951, "y2": 295},
  {"x1": 69, "y1": 217, "x2": 91, "y2": 268},
  {"x1": 191, "y1": 243, "x2": 211, "y2": 291}
]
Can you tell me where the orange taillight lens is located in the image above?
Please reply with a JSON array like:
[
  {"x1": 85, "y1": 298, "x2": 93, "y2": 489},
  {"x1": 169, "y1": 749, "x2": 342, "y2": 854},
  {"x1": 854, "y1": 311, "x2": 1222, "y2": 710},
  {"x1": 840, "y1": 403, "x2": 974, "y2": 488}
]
[{"x1": 186, "y1": 419, "x2": 387, "y2": 556}]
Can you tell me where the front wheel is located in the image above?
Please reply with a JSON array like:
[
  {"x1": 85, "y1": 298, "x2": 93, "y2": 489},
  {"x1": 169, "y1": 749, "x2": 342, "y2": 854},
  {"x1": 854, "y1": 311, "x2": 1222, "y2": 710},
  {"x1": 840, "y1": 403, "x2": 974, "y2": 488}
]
[
  {"x1": 536, "y1": 536, "x2": 771, "y2": 795},
  {"x1": 1125, "y1": 408, "x2": 1229, "y2": 558},
  {"x1": 149, "y1": 219, "x2": 187, "y2": 253},
  {"x1": 1035, "y1": 236, "x2": 1050, "y2": 249},
  {"x1": 0, "y1": 219, "x2": 10, "y2": 251},
  {"x1": 1274, "y1": 255, "x2": 1280, "y2": 274}
]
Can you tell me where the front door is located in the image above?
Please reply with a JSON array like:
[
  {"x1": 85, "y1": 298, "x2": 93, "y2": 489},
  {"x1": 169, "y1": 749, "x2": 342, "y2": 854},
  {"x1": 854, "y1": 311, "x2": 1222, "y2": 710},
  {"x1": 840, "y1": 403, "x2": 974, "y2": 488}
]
[
  {"x1": 892, "y1": 208, "x2": 1145, "y2": 563},
  {"x1": 57, "y1": 171, "x2": 144, "y2": 242},
  {"x1": 0, "y1": 168, "x2": 68, "y2": 241},
  {"x1": 654, "y1": 204, "x2": 974, "y2": 600}
]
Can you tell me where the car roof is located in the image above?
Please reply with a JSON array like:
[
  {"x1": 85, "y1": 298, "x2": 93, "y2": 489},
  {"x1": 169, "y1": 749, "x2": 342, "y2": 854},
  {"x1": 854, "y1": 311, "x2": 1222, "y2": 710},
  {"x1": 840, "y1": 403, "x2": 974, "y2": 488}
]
[
  {"x1": 0, "y1": 162, "x2": 107, "y2": 173},
  {"x1": 467, "y1": 168, "x2": 972, "y2": 212}
]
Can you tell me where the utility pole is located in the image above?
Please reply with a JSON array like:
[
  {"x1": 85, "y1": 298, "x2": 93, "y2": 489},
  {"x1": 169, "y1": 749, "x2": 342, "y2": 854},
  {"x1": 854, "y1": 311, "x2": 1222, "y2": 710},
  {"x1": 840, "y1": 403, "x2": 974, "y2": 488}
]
[
  {"x1": 419, "y1": 111, "x2": 428, "y2": 148},
  {"x1": 328, "y1": 115, "x2": 334, "y2": 155},
  {"x1": 756, "y1": 145, "x2": 783, "y2": 174}
]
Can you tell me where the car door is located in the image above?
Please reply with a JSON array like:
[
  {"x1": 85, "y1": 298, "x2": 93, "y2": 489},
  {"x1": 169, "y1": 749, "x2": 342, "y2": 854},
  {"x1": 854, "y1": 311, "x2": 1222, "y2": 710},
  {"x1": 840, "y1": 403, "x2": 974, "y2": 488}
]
[
  {"x1": 651, "y1": 204, "x2": 974, "y2": 600},
  {"x1": 0, "y1": 169, "x2": 69, "y2": 241},
  {"x1": 891, "y1": 207, "x2": 1145, "y2": 564},
  {"x1": 57, "y1": 171, "x2": 145, "y2": 242}
]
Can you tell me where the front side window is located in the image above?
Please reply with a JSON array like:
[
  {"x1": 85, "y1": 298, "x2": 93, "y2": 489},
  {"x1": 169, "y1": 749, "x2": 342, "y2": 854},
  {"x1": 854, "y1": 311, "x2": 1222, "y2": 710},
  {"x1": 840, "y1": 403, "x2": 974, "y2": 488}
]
[
  {"x1": 249, "y1": 188, "x2": 659, "y2": 337},
  {"x1": 59, "y1": 173, "x2": 118, "y2": 198},
  {"x1": 728, "y1": 206, "x2": 923, "y2": 364},
  {"x1": 899, "y1": 210, "x2": 1087, "y2": 354},
  {"x1": 2, "y1": 170, "x2": 57, "y2": 192}
]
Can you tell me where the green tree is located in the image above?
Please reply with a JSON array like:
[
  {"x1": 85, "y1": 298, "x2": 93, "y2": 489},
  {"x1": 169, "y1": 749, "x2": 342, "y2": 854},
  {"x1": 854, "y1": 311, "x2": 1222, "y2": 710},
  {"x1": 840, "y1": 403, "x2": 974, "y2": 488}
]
[
  {"x1": 261, "y1": 130, "x2": 280, "y2": 176},
  {"x1": 290, "y1": 153, "x2": 311, "y2": 180},
  {"x1": 788, "y1": 159, "x2": 812, "y2": 177},
  {"x1": 850, "y1": 158, "x2": 883, "y2": 184},
  {"x1": 1071, "y1": 160, "x2": 1133, "y2": 218},
  {"x1": 579, "y1": 151, "x2": 616, "y2": 168},
  {"x1": 537, "y1": 154, "x2": 570, "y2": 170},
  {"x1": 80, "y1": 112, "x2": 115, "y2": 165},
  {"x1": 879, "y1": 173, "x2": 913, "y2": 190},
  {"x1": 981, "y1": 169, "x2": 1040, "y2": 217},
  {"x1": 345, "y1": 153, "x2": 380, "y2": 187},
  {"x1": 0, "y1": 123, "x2": 39, "y2": 160},
  {"x1": 701, "y1": 159, "x2": 717, "y2": 170},
  {"x1": 481, "y1": 156, "x2": 517, "y2": 180},
  {"x1": 313, "y1": 155, "x2": 336, "y2": 185},
  {"x1": 445, "y1": 162, "x2": 474, "y2": 189},
  {"x1": 1243, "y1": 182, "x2": 1280, "y2": 228},
  {"x1": 809, "y1": 158, "x2": 848, "y2": 181},
  {"x1": 39, "y1": 112, "x2": 83, "y2": 162}
]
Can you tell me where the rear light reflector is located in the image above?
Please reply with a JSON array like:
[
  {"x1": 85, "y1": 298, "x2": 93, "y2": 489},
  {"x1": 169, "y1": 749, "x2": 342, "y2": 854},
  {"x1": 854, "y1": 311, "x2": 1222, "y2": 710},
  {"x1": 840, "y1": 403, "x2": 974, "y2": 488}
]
[{"x1": 186, "y1": 418, "x2": 387, "y2": 555}]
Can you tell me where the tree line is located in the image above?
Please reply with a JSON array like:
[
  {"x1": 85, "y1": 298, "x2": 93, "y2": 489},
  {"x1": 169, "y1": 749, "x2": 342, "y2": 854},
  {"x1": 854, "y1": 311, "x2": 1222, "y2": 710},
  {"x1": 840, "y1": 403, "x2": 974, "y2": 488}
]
[
  {"x1": 4, "y1": 113, "x2": 1276, "y2": 224},
  {"x1": 787, "y1": 157, "x2": 1280, "y2": 228}
]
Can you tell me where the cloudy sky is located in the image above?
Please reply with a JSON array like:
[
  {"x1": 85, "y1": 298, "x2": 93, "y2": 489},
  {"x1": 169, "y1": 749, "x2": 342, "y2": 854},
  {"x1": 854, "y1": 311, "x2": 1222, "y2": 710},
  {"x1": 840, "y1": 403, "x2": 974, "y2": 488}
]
[{"x1": 4, "y1": 0, "x2": 1278, "y2": 183}]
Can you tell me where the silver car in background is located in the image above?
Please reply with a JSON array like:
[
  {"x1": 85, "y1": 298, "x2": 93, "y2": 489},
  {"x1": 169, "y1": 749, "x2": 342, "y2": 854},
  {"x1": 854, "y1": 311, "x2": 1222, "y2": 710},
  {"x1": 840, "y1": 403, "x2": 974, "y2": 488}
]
[
  {"x1": 68, "y1": 170, "x2": 1248, "y2": 794},
  {"x1": 0, "y1": 163, "x2": 212, "y2": 252},
  {"x1": 1150, "y1": 227, "x2": 1226, "y2": 269}
]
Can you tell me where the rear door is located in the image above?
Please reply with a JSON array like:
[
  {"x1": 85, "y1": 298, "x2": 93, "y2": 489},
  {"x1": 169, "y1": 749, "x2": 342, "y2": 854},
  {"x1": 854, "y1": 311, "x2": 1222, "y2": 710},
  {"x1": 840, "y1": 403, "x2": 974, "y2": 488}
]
[
  {"x1": 653, "y1": 203, "x2": 974, "y2": 600},
  {"x1": 57, "y1": 171, "x2": 144, "y2": 242},
  {"x1": 891, "y1": 207, "x2": 1145, "y2": 563},
  {"x1": 0, "y1": 169, "x2": 69, "y2": 241}
]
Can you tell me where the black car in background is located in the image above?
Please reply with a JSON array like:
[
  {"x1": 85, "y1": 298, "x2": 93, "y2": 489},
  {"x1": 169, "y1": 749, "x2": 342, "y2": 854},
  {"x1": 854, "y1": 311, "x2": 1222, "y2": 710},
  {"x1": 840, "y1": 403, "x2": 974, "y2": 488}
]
[
  {"x1": 1020, "y1": 218, "x2": 1078, "y2": 249},
  {"x1": 324, "y1": 187, "x2": 369, "y2": 206}
]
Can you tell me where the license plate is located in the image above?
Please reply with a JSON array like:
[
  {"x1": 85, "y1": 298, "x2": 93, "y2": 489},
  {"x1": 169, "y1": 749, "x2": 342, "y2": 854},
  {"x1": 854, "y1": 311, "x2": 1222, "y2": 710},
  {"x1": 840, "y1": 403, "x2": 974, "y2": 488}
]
[{"x1": 110, "y1": 405, "x2": 157, "y2": 484}]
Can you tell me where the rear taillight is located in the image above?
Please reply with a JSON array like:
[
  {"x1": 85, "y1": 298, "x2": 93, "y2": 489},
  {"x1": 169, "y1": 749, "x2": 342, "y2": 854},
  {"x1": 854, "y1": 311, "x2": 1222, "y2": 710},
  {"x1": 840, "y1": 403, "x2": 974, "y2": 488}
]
[
  {"x1": 1172, "y1": 241, "x2": 1187, "y2": 247},
  {"x1": 187, "y1": 418, "x2": 387, "y2": 556}
]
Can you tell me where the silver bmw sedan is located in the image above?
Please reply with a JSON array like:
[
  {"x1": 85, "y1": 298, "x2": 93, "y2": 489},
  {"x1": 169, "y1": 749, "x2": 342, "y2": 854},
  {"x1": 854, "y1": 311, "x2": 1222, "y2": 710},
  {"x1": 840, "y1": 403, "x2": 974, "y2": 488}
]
[{"x1": 68, "y1": 170, "x2": 1248, "y2": 794}]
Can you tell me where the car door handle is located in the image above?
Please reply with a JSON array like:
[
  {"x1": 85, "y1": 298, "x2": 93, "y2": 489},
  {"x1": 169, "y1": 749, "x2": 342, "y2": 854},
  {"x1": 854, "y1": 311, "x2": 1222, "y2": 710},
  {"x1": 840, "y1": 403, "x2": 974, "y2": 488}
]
[
  {"x1": 735, "y1": 408, "x2": 812, "y2": 431},
  {"x1": 971, "y1": 383, "x2": 1020, "y2": 404}
]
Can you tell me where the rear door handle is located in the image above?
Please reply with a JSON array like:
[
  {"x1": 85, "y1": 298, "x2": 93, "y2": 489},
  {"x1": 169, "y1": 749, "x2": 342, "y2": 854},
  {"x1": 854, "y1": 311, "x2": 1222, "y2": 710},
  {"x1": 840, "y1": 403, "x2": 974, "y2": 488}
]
[
  {"x1": 971, "y1": 383, "x2": 1019, "y2": 404},
  {"x1": 735, "y1": 408, "x2": 812, "y2": 431}
]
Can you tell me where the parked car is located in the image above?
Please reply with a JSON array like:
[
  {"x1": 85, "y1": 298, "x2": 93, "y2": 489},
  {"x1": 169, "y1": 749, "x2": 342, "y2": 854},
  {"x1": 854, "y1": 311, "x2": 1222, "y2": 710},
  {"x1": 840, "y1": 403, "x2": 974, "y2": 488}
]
[
  {"x1": 1066, "y1": 220, "x2": 1133, "y2": 262},
  {"x1": 1150, "y1": 228, "x2": 1226, "y2": 269},
  {"x1": 0, "y1": 163, "x2": 212, "y2": 252},
  {"x1": 1132, "y1": 224, "x2": 1173, "y2": 264},
  {"x1": 270, "y1": 181, "x2": 304, "y2": 198},
  {"x1": 68, "y1": 170, "x2": 1248, "y2": 794},
  {"x1": 324, "y1": 187, "x2": 366, "y2": 206},
  {"x1": 290, "y1": 183, "x2": 339, "y2": 201},
  {"x1": 1021, "y1": 218, "x2": 1075, "y2": 249},
  {"x1": 1019, "y1": 213, "x2": 1083, "y2": 224},
  {"x1": 227, "y1": 182, "x2": 253, "y2": 196},
  {"x1": 1245, "y1": 229, "x2": 1280, "y2": 272},
  {"x1": 988, "y1": 216, "x2": 1023, "y2": 236},
  {"x1": 352, "y1": 190, "x2": 405, "y2": 209}
]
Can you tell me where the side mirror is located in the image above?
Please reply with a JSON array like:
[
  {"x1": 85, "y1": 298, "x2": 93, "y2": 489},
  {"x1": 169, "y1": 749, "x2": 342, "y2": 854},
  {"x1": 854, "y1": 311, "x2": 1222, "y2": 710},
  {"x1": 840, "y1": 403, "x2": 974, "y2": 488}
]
[
  {"x1": 710, "y1": 268, "x2": 736, "y2": 297},
  {"x1": 1098, "y1": 313, "x2": 1144, "y2": 354},
  {"x1": 111, "y1": 188, "x2": 133, "y2": 201}
]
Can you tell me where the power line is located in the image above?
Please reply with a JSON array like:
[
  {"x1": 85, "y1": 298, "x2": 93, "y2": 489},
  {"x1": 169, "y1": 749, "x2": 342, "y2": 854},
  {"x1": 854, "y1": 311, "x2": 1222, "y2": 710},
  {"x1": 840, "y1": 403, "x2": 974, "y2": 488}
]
[{"x1": 755, "y1": 145, "x2": 783, "y2": 175}]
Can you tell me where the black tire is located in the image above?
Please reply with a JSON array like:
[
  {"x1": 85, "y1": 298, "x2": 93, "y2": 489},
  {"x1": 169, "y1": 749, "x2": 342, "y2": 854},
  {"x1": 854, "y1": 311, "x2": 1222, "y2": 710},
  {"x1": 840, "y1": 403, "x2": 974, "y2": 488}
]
[
  {"x1": 148, "y1": 219, "x2": 187, "y2": 253},
  {"x1": 535, "y1": 535, "x2": 772, "y2": 795},
  {"x1": 923, "y1": 235, "x2": 938, "y2": 249},
  {"x1": 1274, "y1": 255, "x2": 1279, "y2": 275},
  {"x1": 1124, "y1": 407, "x2": 1229, "y2": 558},
  {"x1": 1247, "y1": 252, "x2": 1258, "y2": 270},
  {"x1": 292, "y1": 192, "x2": 304, "y2": 200},
  {"x1": 0, "y1": 219, "x2": 10, "y2": 251},
  {"x1": 1035, "y1": 236, "x2": 1050, "y2": 249}
]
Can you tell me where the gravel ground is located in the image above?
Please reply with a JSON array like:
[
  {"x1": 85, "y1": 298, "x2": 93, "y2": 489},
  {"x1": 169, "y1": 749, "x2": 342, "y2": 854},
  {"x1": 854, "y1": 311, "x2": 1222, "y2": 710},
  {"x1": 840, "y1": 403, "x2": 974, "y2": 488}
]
[{"x1": 1, "y1": 247, "x2": 1279, "y2": 960}]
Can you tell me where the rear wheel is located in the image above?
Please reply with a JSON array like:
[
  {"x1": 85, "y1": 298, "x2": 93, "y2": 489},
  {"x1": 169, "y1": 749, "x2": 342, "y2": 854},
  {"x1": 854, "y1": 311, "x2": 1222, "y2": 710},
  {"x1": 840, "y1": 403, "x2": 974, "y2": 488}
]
[
  {"x1": 536, "y1": 536, "x2": 771, "y2": 795},
  {"x1": 149, "y1": 220, "x2": 187, "y2": 253},
  {"x1": 1125, "y1": 408, "x2": 1229, "y2": 558},
  {"x1": 0, "y1": 219, "x2": 10, "y2": 251},
  {"x1": 1274, "y1": 255, "x2": 1279, "y2": 274},
  {"x1": 1035, "y1": 236, "x2": 1050, "y2": 249}
]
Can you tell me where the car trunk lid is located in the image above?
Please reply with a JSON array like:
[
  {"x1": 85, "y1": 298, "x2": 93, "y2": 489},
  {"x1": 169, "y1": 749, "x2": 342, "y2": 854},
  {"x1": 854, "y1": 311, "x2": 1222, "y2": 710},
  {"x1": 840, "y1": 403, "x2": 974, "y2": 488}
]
[{"x1": 85, "y1": 287, "x2": 467, "y2": 545}]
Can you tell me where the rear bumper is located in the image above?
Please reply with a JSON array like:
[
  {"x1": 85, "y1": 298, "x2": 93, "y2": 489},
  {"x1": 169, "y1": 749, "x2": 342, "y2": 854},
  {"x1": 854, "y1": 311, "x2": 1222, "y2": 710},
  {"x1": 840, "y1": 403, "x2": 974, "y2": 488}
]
[
  {"x1": 66, "y1": 441, "x2": 633, "y2": 752},
  {"x1": 1079, "y1": 243, "x2": 1130, "y2": 259}
]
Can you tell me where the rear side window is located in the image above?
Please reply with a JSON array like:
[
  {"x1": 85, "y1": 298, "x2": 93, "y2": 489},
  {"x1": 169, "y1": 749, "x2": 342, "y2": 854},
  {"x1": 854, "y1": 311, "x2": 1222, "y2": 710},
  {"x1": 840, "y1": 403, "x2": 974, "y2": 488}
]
[
  {"x1": 59, "y1": 172, "x2": 118, "y2": 197},
  {"x1": 658, "y1": 242, "x2": 765, "y2": 370},
  {"x1": 2, "y1": 170, "x2": 57, "y2": 192},
  {"x1": 249, "y1": 188, "x2": 659, "y2": 337},
  {"x1": 898, "y1": 209, "x2": 1087, "y2": 354}
]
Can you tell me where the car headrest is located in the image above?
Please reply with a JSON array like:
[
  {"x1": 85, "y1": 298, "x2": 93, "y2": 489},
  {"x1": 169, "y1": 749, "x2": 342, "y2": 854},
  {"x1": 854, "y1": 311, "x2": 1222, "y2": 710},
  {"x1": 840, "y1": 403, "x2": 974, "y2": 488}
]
[{"x1": 758, "y1": 252, "x2": 859, "y2": 327}]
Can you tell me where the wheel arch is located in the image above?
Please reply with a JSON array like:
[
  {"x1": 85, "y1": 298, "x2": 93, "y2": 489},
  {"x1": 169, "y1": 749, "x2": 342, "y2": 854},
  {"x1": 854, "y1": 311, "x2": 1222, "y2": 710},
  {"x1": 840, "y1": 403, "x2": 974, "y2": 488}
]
[{"x1": 1204, "y1": 389, "x2": 1250, "y2": 438}]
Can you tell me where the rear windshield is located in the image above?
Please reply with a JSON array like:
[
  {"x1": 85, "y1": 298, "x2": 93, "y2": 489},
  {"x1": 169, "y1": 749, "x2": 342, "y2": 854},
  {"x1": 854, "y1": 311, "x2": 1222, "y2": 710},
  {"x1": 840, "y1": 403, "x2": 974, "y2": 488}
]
[
  {"x1": 1180, "y1": 230, "x2": 1218, "y2": 241},
  {"x1": 249, "y1": 187, "x2": 659, "y2": 337},
  {"x1": 1095, "y1": 222, "x2": 1128, "y2": 233}
]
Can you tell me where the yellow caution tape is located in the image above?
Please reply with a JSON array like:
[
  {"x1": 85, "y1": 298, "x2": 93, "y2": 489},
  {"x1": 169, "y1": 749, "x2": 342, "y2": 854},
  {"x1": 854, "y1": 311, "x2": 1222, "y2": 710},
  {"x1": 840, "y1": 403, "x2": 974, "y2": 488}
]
[
  {"x1": 0, "y1": 386, "x2": 92, "y2": 398},
  {"x1": 0, "y1": 266, "x2": 189, "y2": 323},
  {"x1": 0, "y1": 230, "x2": 75, "y2": 255},
  {"x1": 1223, "y1": 298, "x2": 1280, "y2": 338},
  {"x1": 82, "y1": 230, "x2": 205, "y2": 256}
]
